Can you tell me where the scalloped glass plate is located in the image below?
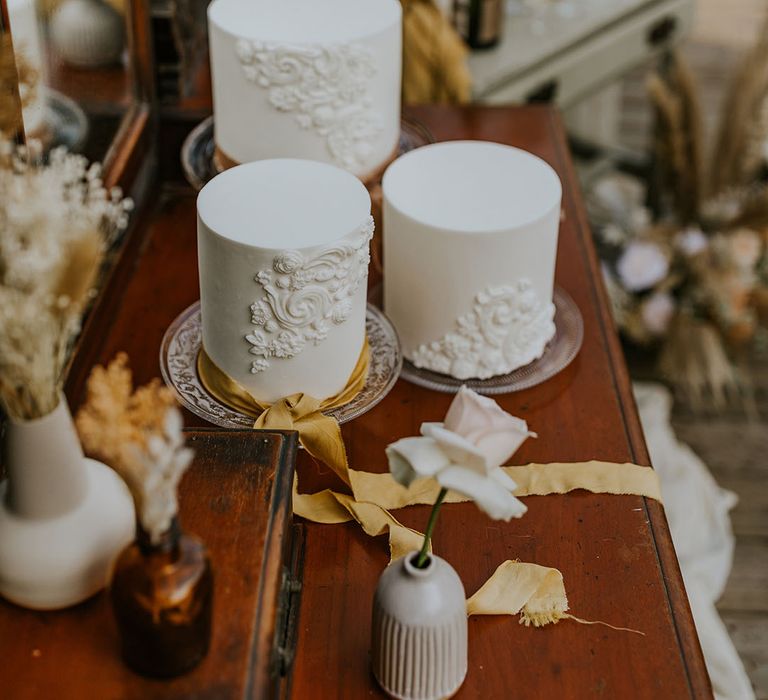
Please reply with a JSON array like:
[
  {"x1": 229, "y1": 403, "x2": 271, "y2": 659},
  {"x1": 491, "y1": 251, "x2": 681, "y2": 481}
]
[
  {"x1": 44, "y1": 90, "x2": 89, "y2": 153},
  {"x1": 181, "y1": 116, "x2": 435, "y2": 191},
  {"x1": 399, "y1": 286, "x2": 584, "y2": 395},
  {"x1": 160, "y1": 302, "x2": 402, "y2": 428}
]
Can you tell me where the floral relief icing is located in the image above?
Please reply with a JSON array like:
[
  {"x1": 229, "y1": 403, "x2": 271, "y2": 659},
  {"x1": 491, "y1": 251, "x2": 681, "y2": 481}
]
[
  {"x1": 410, "y1": 280, "x2": 556, "y2": 380},
  {"x1": 235, "y1": 39, "x2": 382, "y2": 170},
  {"x1": 246, "y1": 217, "x2": 374, "y2": 373}
]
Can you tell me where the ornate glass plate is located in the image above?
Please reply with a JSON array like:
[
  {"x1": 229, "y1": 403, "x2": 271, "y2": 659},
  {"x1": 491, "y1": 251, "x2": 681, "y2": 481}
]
[
  {"x1": 399, "y1": 287, "x2": 584, "y2": 395},
  {"x1": 45, "y1": 90, "x2": 89, "y2": 153},
  {"x1": 181, "y1": 116, "x2": 435, "y2": 191},
  {"x1": 160, "y1": 302, "x2": 402, "y2": 428}
]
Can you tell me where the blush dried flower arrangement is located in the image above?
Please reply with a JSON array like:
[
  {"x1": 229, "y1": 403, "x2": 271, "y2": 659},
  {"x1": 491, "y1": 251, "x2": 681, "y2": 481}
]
[
  {"x1": 0, "y1": 142, "x2": 132, "y2": 420},
  {"x1": 76, "y1": 353, "x2": 194, "y2": 543},
  {"x1": 590, "y1": 31, "x2": 768, "y2": 409}
]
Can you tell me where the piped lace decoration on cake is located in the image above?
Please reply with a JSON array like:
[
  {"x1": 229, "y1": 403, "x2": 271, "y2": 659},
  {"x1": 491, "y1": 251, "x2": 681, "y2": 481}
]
[
  {"x1": 411, "y1": 280, "x2": 556, "y2": 380},
  {"x1": 245, "y1": 217, "x2": 374, "y2": 374},
  {"x1": 235, "y1": 40, "x2": 382, "y2": 170}
]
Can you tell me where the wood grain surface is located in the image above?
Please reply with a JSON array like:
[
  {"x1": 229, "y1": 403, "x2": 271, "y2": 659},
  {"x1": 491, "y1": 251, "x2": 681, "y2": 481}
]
[
  {"x1": 4, "y1": 105, "x2": 710, "y2": 698},
  {"x1": 0, "y1": 430, "x2": 298, "y2": 700}
]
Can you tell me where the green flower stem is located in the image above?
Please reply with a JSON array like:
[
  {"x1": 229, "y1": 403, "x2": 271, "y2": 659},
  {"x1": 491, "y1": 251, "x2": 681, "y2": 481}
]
[{"x1": 416, "y1": 487, "x2": 448, "y2": 568}]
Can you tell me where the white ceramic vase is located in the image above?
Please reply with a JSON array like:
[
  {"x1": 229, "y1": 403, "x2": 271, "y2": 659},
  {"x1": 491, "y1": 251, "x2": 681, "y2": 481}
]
[
  {"x1": 0, "y1": 397, "x2": 135, "y2": 609},
  {"x1": 50, "y1": 0, "x2": 125, "y2": 68},
  {"x1": 371, "y1": 552, "x2": 468, "y2": 700}
]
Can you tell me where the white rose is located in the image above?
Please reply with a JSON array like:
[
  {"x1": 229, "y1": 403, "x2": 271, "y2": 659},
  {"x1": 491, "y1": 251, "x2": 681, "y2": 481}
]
[
  {"x1": 443, "y1": 386, "x2": 534, "y2": 466},
  {"x1": 729, "y1": 228, "x2": 762, "y2": 270},
  {"x1": 674, "y1": 227, "x2": 708, "y2": 257},
  {"x1": 640, "y1": 292, "x2": 675, "y2": 336},
  {"x1": 616, "y1": 240, "x2": 670, "y2": 292},
  {"x1": 628, "y1": 206, "x2": 652, "y2": 234},
  {"x1": 386, "y1": 387, "x2": 532, "y2": 521},
  {"x1": 592, "y1": 174, "x2": 645, "y2": 218}
]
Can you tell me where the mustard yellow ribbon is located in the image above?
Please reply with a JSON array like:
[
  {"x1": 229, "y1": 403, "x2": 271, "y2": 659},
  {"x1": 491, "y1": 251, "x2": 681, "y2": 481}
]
[
  {"x1": 197, "y1": 339, "x2": 369, "y2": 486},
  {"x1": 293, "y1": 462, "x2": 661, "y2": 628},
  {"x1": 197, "y1": 340, "x2": 660, "y2": 630},
  {"x1": 293, "y1": 461, "x2": 662, "y2": 549}
]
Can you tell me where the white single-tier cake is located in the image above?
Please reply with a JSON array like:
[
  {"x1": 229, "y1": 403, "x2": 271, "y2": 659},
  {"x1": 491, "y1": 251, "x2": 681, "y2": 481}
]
[
  {"x1": 8, "y1": 0, "x2": 47, "y2": 136},
  {"x1": 383, "y1": 141, "x2": 562, "y2": 380},
  {"x1": 197, "y1": 159, "x2": 373, "y2": 404},
  {"x1": 207, "y1": 0, "x2": 402, "y2": 178}
]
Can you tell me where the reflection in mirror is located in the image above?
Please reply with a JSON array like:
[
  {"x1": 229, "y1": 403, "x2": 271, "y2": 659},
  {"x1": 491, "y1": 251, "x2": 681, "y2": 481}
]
[
  {"x1": 4, "y1": 0, "x2": 135, "y2": 162},
  {"x1": 0, "y1": 6, "x2": 25, "y2": 140}
]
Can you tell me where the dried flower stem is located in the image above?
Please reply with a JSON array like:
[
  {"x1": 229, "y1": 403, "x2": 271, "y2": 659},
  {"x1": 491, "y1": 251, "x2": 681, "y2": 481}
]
[{"x1": 76, "y1": 354, "x2": 193, "y2": 544}]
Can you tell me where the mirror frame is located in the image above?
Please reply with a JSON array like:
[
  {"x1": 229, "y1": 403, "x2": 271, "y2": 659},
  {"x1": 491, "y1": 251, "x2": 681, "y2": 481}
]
[{"x1": 100, "y1": 0, "x2": 155, "y2": 191}]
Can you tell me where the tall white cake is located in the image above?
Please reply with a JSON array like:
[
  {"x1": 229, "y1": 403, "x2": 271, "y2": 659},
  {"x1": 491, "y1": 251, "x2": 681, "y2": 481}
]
[
  {"x1": 383, "y1": 141, "x2": 562, "y2": 380},
  {"x1": 197, "y1": 159, "x2": 373, "y2": 404},
  {"x1": 8, "y1": 0, "x2": 47, "y2": 137},
  {"x1": 207, "y1": 0, "x2": 402, "y2": 178}
]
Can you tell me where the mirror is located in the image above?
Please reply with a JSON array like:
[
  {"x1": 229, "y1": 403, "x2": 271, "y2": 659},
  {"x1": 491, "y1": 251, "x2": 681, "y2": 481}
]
[{"x1": 3, "y1": 0, "x2": 139, "y2": 164}]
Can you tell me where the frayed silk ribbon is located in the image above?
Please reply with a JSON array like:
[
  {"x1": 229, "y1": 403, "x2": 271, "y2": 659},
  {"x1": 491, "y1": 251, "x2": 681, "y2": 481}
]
[
  {"x1": 197, "y1": 344, "x2": 661, "y2": 628},
  {"x1": 197, "y1": 339, "x2": 370, "y2": 487},
  {"x1": 293, "y1": 461, "x2": 661, "y2": 627}
]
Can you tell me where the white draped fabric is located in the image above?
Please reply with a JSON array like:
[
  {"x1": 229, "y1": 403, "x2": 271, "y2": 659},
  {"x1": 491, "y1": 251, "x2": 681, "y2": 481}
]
[{"x1": 634, "y1": 383, "x2": 755, "y2": 700}]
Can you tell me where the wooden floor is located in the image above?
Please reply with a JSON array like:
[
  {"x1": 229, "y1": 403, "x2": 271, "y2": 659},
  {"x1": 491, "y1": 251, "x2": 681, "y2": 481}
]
[
  {"x1": 671, "y1": 362, "x2": 768, "y2": 700},
  {"x1": 614, "y1": 1, "x2": 768, "y2": 696}
]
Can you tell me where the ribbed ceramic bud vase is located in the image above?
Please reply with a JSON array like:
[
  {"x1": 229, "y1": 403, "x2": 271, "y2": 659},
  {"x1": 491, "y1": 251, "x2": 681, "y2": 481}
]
[
  {"x1": 371, "y1": 552, "x2": 468, "y2": 700},
  {"x1": 0, "y1": 396, "x2": 135, "y2": 609}
]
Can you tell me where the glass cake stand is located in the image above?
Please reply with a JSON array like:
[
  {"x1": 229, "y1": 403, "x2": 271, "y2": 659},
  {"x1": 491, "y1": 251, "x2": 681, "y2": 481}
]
[
  {"x1": 399, "y1": 286, "x2": 584, "y2": 395},
  {"x1": 181, "y1": 116, "x2": 435, "y2": 191},
  {"x1": 160, "y1": 302, "x2": 403, "y2": 428},
  {"x1": 42, "y1": 90, "x2": 89, "y2": 154}
]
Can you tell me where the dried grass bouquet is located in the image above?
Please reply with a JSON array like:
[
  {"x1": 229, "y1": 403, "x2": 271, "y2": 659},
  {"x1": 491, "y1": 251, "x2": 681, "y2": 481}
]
[
  {"x1": 76, "y1": 354, "x2": 194, "y2": 544},
  {"x1": 590, "y1": 33, "x2": 768, "y2": 408},
  {"x1": 0, "y1": 142, "x2": 132, "y2": 420}
]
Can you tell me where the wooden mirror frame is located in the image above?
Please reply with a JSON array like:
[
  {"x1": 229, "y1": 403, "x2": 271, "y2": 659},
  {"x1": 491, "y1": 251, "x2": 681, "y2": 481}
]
[{"x1": 100, "y1": 0, "x2": 156, "y2": 192}]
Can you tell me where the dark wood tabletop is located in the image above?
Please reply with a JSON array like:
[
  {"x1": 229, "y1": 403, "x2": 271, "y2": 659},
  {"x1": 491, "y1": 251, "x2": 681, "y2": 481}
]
[{"x1": 1, "y1": 105, "x2": 711, "y2": 699}]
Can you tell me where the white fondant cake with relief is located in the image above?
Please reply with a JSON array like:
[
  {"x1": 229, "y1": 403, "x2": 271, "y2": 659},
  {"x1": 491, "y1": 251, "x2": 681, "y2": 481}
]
[
  {"x1": 207, "y1": 0, "x2": 402, "y2": 178},
  {"x1": 382, "y1": 141, "x2": 562, "y2": 380},
  {"x1": 197, "y1": 159, "x2": 373, "y2": 403}
]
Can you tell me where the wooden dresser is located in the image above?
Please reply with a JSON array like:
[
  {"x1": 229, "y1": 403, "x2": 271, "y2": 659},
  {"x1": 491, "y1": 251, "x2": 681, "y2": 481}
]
[{"x1": 0, "y1": 105, "x2": 712, "y2": 699}]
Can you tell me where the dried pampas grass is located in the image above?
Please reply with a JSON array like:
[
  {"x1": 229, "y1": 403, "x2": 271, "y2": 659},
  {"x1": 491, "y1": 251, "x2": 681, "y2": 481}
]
[
  {"x1": 647, "y1": 52, "x2": 704, "y2": 223},
  {"x1": 710, "y1": 11, "x2": 768, "y2": 196},
  {"x1": 0, "y1": 142, "x2": 133, "y2": 420},
  {"x1": 402, "y1": 0, "x2": 472, "y2": 104},
  {"x1": 76, "y1": 354, "x2": 194, "y2": 544}
]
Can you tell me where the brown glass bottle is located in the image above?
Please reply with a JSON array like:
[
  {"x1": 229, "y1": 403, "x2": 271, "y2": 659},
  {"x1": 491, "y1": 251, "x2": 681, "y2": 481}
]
[
  {"x1": 453, "y1": 0, "x2": 505, "y2": 50},
  {"x1": 110, "y1": 518, "x2": 213, "y2": 678}
]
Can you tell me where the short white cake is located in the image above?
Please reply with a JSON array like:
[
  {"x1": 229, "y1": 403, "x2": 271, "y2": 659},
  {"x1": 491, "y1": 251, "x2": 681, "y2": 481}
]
[
  {"x1": 383, "y1": 141, "x2": 562, "y2": 380},
  {"x1": 207, "y1": 0, "x2": 402, "y2": 178},
  {"x1": 197, "y1": 159, "x2": 373, "y2": 403},
  {"x1": 8, "y1": 0, "x2": 47, "y2": 136}
]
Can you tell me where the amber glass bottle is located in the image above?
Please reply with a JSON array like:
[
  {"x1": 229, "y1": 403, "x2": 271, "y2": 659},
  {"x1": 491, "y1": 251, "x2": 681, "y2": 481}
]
[{"x1": 110, "y1": 518, "x2": 213, "y2": 678}]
